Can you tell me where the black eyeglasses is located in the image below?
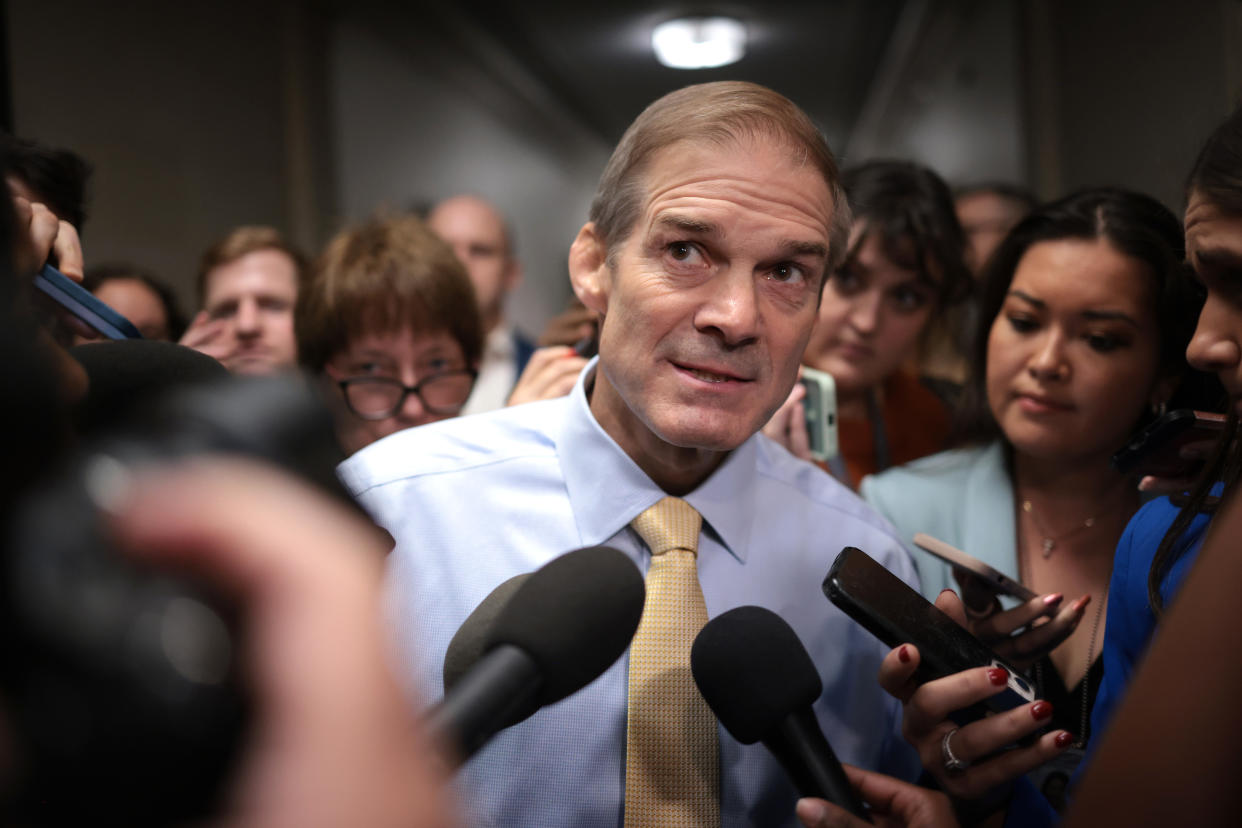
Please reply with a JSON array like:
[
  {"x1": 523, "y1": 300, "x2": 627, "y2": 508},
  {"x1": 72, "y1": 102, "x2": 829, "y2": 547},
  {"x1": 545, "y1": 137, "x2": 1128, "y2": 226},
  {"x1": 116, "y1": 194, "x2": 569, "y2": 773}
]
[{"x1": 336, "y1": 370, "x2": 477, "y2": 420}]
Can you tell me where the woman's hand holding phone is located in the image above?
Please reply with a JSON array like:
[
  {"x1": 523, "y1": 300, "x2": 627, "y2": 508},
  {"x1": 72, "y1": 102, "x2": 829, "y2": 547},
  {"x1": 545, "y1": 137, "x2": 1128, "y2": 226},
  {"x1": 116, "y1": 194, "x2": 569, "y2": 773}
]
[
  {"x1": 953, "y1": 568, "x2": 1090, "y2": 671},
  {"x1": 762, "y1": 374, "x2": 812, "y2": 461},
  {"x1": 877, "y1": 589, "x2": 1076, "y2": 802}
]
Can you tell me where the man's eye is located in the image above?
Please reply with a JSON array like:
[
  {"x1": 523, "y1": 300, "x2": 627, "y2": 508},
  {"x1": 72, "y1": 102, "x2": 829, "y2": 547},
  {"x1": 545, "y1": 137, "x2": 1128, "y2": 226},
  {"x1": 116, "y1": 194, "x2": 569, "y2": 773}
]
[
  {"x1": 667, "y1": 242, "x2": 700, "y2": 262},
  {"x1": 769, "y1": 263, "x2": 805, "y2": 284}
]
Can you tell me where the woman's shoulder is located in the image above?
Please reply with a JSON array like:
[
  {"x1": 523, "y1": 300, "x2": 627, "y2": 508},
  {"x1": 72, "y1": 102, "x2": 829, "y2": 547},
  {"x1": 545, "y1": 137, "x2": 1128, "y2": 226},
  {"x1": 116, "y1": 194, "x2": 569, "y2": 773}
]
[{"x1": 863, "y1": 443, "x2": 1000, "y2": 496}]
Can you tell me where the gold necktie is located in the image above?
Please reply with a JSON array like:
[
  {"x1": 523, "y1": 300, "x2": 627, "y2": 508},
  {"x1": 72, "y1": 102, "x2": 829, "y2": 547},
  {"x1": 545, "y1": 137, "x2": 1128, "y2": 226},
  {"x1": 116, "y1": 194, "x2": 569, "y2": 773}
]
[{"x1": 624, "y1": 497, "x2": 720, "y2": 828}]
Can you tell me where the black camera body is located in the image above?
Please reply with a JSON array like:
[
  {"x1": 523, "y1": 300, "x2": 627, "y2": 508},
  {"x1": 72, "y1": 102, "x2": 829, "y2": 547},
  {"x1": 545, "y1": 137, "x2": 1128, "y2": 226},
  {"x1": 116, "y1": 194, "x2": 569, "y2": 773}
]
[{"x1": 2, "y1": 375, "x2": 351, "y2": 825}]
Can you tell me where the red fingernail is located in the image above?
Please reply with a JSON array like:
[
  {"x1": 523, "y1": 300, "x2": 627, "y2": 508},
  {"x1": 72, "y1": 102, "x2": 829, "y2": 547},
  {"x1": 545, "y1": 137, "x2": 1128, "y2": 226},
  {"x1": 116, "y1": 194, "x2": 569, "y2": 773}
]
[
  {"x1": 898, "y1": 645, "x2": 911, "y2": 663},
  {"x1": 1044, "y1": 593, "x2": 1063, "y2": 606},
  {"x1": 1055, "y1": 732, "x2": 1074, "y2": 749},
  {"x1": 1031, "y1": 701, "x2": 1053, "y2": 721},
  {"x1": 988, "y1": 667, "x2": 1009, "y2": 686},
  {"x1": 1073, "y1": 596, "x2": 1092, "y2": 613}
]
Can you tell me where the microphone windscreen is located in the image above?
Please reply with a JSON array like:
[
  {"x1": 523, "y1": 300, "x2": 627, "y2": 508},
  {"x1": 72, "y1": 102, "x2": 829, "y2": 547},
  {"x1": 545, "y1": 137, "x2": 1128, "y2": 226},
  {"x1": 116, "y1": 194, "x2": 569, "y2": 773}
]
[
  {"x1": 691, "y1": 605, "x2": 823, "y2": 744},
  {"x1": 486, "y1": 546, "x2": 644, "y2": 705},
  {"x1": 443, "y1": 572, "x2": 531, "y2": 693}
]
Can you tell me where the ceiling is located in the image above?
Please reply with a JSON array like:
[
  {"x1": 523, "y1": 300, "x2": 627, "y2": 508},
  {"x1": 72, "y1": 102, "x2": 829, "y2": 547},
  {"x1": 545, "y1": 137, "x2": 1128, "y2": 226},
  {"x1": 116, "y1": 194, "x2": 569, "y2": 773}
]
[{"x1": 387, "y1": 0, "x2": 909, "y2": 150}]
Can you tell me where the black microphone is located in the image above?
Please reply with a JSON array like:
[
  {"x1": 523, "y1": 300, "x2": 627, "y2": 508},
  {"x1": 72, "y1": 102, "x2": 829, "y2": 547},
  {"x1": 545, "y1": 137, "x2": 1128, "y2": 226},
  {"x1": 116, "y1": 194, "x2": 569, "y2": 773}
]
[
  {"x1": 691, "y1": 605, "x2": 871, "y2": 822},
  {"x1": 429, "y1": 546, "x2": 644, "y2": 766}
]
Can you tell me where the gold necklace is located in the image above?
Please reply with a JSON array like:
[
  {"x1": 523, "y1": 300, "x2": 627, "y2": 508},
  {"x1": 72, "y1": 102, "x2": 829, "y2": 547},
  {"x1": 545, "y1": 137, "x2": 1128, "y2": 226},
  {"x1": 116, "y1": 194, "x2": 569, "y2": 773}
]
[{"x1": 1021, "y1": 500, "x2": 1097, "y2": 558}]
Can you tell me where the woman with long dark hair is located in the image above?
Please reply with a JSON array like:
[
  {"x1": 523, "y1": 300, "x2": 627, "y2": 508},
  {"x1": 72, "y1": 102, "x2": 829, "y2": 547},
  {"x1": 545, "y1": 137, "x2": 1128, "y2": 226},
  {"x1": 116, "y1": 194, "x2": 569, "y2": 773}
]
[{"x1": 861, "y1": 187, "x2": 1205, "y2": 809}]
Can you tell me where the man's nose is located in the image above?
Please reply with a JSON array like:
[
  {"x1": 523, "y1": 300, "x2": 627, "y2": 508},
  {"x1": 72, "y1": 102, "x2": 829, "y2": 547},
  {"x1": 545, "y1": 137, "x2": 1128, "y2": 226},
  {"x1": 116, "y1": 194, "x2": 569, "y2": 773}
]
[
  {"x1": 234, "y1": 298, "x2": 260, "y2": 335},
  {"x1": 1187, "y1": 296, "x2": 1242, "y2": 374},
  {"x1": 694, "y1": 267, "x2": 760, "y2": 347}
]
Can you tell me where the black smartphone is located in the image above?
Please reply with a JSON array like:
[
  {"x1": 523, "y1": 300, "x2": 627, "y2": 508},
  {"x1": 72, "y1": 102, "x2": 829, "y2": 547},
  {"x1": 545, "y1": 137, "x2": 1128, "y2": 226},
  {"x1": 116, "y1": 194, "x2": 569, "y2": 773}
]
[
  {"x1": 33, "y1": 263, "x2": 143, "y2": 340},
  {"x1": 798, "y1": 367, "x2": 838, "y2": 462},
  {"x1": 823, "y1": 546, "x2": 1037, "y2": 721},
  {"x1": 913, "y1": 533, "x2": 1038, "y2": 604},
  {"x1": 1111, "y1": 409, "x2": 1227, "y2": 478},
  {"x1": 571, "y1": 332, "x2": 599, "y2": 359}
]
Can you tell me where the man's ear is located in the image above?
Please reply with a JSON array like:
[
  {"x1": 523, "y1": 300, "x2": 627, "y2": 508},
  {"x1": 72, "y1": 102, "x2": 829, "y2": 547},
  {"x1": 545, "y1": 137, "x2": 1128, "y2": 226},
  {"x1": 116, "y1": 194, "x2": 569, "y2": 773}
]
[{"x1": 568, "y1": 222, "x2": 610, "y2": 315}]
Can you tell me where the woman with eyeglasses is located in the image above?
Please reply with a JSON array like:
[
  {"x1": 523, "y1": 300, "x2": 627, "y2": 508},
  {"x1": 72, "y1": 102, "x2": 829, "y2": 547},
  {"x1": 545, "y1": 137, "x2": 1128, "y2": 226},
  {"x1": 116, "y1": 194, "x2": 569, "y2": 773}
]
[{"x1": 296, "y1": 214, "x2": 483, "y2": 456}]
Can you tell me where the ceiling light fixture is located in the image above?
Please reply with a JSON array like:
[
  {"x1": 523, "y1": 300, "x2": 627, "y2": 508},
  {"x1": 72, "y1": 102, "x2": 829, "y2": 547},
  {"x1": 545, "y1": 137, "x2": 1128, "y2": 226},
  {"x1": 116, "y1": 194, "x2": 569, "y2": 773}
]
[{"x1": 651, "y1": 17, "x2": 746, "y2": 70}]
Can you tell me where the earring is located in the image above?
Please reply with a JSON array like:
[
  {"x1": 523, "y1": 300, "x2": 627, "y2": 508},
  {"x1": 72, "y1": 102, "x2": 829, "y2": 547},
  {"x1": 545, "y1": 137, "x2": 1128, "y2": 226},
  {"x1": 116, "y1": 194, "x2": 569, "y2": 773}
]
[{"x1": 1151, "y1": 399, "x2": 1168, "y2": 418}]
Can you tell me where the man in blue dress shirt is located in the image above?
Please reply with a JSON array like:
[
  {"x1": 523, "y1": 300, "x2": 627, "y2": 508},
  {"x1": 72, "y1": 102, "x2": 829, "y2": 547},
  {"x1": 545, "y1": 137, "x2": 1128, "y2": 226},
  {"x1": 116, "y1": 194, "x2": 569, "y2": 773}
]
[{"x1": 339, "y1": 81, "x2": 920, "y2": 827}]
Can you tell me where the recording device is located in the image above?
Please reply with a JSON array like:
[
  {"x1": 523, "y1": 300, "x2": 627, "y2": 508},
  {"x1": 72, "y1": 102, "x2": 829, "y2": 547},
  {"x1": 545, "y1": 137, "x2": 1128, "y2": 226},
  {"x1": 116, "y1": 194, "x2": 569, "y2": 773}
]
[
  {"x1": 2, "y1": 374, "x2": 353, "y2": 825},
  {"x1": 572, "y1": 331, "x2": 599, "y2": 359},
  {"x1": 429, "y1": 546, "x2": 645, "y2": 766},
  {"x1": 912, "y1": 533, "x2": 1037, "y2": 604},
  {"x1": 442, "y1": 572, "x2": 531, "y2": 710},
  {"x1": 798, "y1": 367, "x2": 838, "y2": 462},
  {"x1": 691, "y1": 606, "x2": 870, "y2": 821},
  {"x1": 1111, "y1": 409, "x2": 1227, "y2": 479},
  {"x1": 33, "y1": 262, "x2": 143, "y2": 340},
  {"x1": 823, "y1": 547, "x2": 1037, "y2": 725}
]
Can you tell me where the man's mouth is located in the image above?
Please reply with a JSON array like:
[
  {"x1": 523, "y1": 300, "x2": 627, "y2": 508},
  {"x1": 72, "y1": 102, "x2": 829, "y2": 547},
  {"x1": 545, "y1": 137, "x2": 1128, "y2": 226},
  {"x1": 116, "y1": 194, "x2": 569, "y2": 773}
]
[
  {"x1": 685, "y1": 367, "x2": 736, "y2": 383},
  {"x1": 671, "y1": 359, "x2": 753, "y2": 384}
]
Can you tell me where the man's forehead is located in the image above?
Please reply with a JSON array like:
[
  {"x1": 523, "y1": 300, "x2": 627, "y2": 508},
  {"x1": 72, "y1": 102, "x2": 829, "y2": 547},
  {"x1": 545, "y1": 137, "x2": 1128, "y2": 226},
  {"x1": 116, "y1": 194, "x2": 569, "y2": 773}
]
[
  {"x1": 634, "y1": 138, "x2": 835, "y2": 239},
  {"x1": 205, "y1": 250, "x2": 298, "y2": 299}
]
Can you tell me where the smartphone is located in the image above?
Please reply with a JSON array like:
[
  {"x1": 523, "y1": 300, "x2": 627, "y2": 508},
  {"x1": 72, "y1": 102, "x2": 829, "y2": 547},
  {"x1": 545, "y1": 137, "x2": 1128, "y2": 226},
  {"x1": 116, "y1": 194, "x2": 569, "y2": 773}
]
[
  {"x1": 1111, "y1": 409, "x2": 1227, "y2": 478},
  {"x1": 33, "y1": 263, "x2": 143, "y2": 340},
  {"x1": 913, "y1": 533, "x2": 1037, "y2": 603},
  {"x1": 799, "y1": 367, "x2": 838, "y2": 462},
  {"x1": 571, "y1": 332, "x2": 598, "y2": 360},
  {"x1": 823, "y1": 546, "x2": 1037, "y2": 720}
]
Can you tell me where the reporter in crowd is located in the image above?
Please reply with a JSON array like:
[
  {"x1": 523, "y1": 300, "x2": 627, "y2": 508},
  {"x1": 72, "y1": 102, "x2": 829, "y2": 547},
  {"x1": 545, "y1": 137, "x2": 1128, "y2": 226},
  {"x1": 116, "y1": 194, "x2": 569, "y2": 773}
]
[
  {"x1": 811, "y1": 105, "x2": 1242, "y2": 828},
  {"x1": 763, "y1": 160, "x2": 970, "y2": 487},
  {"x1": 295, "y1": 213, "x2": 482, "y2": 455},
  {"x1": 180, "y1": 226, "x2": 306, "y2": 376}
]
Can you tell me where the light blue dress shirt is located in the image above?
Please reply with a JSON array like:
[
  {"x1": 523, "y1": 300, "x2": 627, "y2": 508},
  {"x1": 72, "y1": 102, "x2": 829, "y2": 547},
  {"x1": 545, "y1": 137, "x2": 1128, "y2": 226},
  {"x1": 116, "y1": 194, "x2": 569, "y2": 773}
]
[{"x1": 339, "y1": 362, "x2": 921, "y2": 827}]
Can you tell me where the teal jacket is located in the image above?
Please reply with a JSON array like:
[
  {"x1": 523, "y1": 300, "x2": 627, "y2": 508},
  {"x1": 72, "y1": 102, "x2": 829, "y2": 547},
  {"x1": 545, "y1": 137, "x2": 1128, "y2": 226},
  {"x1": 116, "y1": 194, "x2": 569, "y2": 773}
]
[{"x1": 861, "y1": 442, "x2": 1017, "y2": 603}]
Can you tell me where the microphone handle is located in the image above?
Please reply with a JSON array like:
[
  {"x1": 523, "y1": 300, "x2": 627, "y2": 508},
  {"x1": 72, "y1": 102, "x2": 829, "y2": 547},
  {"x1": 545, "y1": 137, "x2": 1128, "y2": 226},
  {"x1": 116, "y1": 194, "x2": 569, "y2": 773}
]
[
  {"x1": 426, "y1": 643, "x2": 542, "y2": 767},
  {"x1": 767, "y1": 707, "x2": 871, "y2": 822}
]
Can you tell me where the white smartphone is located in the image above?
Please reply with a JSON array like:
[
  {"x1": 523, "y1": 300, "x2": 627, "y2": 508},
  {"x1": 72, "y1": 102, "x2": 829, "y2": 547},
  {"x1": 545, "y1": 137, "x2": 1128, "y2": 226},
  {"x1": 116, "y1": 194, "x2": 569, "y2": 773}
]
[
  {"x1": 912, "y1": 532, "x2": 1038, "y2": 602},
  {"x1": 798, "y1": 367, "x2": 838, "y2": 462}
]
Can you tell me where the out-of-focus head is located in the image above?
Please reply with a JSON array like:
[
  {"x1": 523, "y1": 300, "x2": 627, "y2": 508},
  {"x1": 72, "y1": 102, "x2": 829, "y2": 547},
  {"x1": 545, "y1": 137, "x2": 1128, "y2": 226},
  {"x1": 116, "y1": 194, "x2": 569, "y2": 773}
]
[
  {"x1": 2, "y1": 133, "x2": 92, "y2": 231},
  {"x1": 297, "y1": 213, "x2": 483, "y2": 455},
  {"x1": 80, "y1": 264, "x2": 186, "y2": 342},
  {"x1": 955, "y1": 183, "x2": 1036, "y2": 276},
  {"x1": 958, "y1": 188, "x2": 1194, "y2": 464},
  {"x1": 197, "y1": 226, "x2": 305, "y2": 376},
  {"x1": 803, "y1": 160, "x2": 969, "y2": 399},
  {"x1": 426, "y1": 195, "x2": 519, "y2": 333},
  {"x1": 569, "y1": 82, "x2": 848, "y2": 485},
  {"x1": 1184, "y1": 104, "x2": 1242, "y2": 411}
]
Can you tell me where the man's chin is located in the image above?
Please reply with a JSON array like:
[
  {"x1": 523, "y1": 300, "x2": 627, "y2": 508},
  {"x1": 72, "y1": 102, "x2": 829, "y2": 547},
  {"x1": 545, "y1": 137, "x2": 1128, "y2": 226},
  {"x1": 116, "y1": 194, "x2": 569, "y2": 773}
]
[{"x1": 653, "y1": 413, "x2": 754, "y2": 454}]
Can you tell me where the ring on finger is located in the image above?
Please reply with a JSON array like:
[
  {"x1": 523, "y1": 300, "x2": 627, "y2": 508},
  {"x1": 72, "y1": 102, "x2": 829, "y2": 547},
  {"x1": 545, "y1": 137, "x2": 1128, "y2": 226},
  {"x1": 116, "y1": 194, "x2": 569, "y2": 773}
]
[{"x1": 941, "y1": 727, "x2": 970, "y2": 775}]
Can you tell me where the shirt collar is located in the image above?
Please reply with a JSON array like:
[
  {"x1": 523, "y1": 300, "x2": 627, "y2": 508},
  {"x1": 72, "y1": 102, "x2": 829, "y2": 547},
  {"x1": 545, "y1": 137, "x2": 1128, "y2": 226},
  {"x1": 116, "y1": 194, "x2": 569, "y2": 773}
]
[
  {"x1": 557, "y1": 358, "x2": 757, "y2": 562},
  {"x1": 483, "y1": 324, "x2": 516, "y2": 361}
]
